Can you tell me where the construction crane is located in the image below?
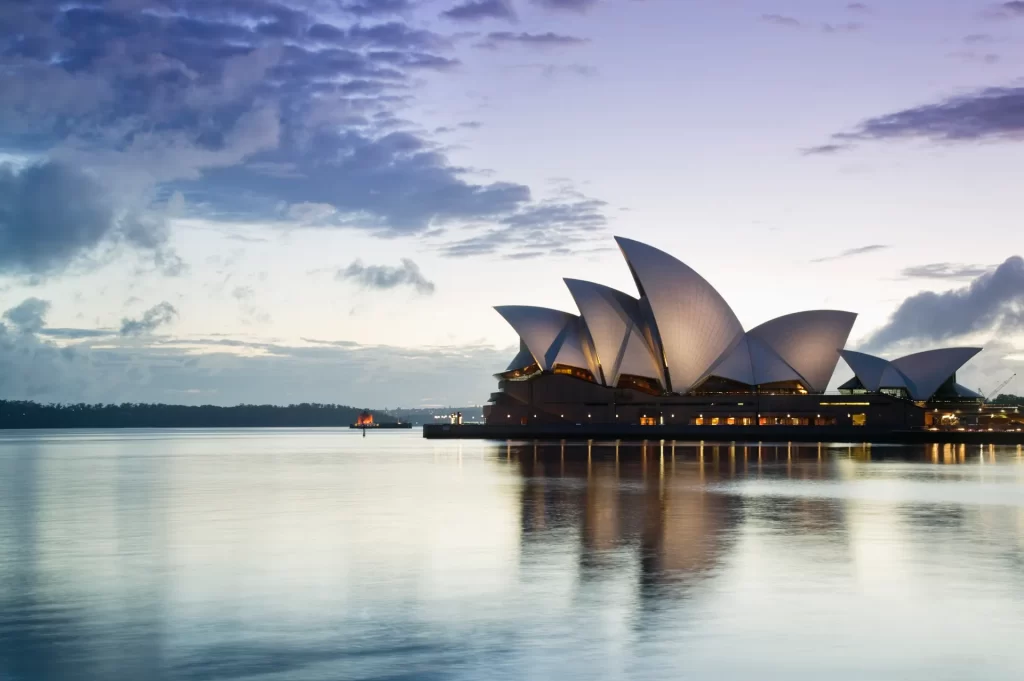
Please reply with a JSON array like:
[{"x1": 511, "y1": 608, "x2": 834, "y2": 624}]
[{"x1": 982, "y1": 373, "x2": 1017, "y2": 404}]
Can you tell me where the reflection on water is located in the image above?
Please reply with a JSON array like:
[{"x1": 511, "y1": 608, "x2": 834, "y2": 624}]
[{"x1": 1, "y1": 431, "x2": 1024, "y2": 680}]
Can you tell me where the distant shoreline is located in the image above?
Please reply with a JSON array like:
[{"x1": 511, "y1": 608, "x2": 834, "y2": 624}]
[{"x1": 0, "y1": 400, "x2": 400, "y2": 430}]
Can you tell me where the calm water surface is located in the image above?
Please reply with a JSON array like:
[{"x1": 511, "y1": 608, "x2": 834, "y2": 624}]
[{"x1": 1, "y1": 430, "x2": 1023, "y2": 680}]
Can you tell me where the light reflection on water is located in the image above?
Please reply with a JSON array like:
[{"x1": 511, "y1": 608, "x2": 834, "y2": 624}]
[{"x1": 1, "y1": 430, "x2": 1023, "y2": 680}]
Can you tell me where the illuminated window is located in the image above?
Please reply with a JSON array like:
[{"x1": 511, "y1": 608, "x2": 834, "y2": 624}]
[
  {"x1": 726, "y1": 417, "x2": 736, "y2": 425},
  {"x1": 640, "y1": 416, "x2": 657, "y2": 426},
  {"x1": 711, "y1": 417, "x2": 720, "y2": 426},
  {"x1": 694, "y1": 417, "x2": 704, "y2": 426},
  {"x1": 852, "y1": 413, "x2": 867, "y2": 426}
]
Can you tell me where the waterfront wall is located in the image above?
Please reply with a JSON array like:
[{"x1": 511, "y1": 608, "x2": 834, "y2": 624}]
[{"x1": 423, "y1": 423, "x2": 1024, "y2": 445}]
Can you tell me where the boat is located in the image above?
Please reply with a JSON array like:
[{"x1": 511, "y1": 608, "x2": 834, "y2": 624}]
[
  {"x1": 348, "y1": 422, "x2": 413, "y2": 429},
  {"x1": 349, "y1": 410, "x2": 413, "y2": 429}
]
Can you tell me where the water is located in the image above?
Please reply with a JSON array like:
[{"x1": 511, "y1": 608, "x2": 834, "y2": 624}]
[{"x1": 1, "y1": 430, "x2": 1023, "y2": 681}]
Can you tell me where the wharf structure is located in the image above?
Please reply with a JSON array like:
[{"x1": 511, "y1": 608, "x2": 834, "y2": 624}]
[{"x1": 424, "y1": 237, "x2": 1024, "y2": 443}]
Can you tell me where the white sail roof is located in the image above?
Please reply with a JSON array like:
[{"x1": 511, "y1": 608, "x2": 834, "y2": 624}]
[
  {"x1": 748, "y1": 311, "x2": 857, "y2": 393},
  {"x1": 841, "y1": 347, "x2": 981, "y2": 400},
  {"x1": 551, "y1": 317, "x2": 598, "y2": 375},
  {"x1": 494, "y1": 306, "x2": 577, "y2": 371},
  {"x1": 505, "y1": 340, "x2": 535, "y2": 371},
  {"x1": 702, "y1": 336, "x2": 755, "y2": 386},
  {"x1": 615, "y1": 236, "x2": 743, "y2": 393},
  {"x1": 563, "y1": 278, "x2": 660, "y2": 386},
  {"x1": 840, "y1": 349, "x2": 891, "y2": 391},
  {"x1": 891, "y1": 347, "x2": 982, "y2": 401}
]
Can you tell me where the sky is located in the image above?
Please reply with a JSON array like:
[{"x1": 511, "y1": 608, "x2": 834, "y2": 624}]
[{"x1": 1, "y1": 0, "x2": 1023, "y2": 408}]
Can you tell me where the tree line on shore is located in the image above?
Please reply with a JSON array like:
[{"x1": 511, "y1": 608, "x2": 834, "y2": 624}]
[{"x1": 0, "y1": 400, "x2": 394, "y2": 429}]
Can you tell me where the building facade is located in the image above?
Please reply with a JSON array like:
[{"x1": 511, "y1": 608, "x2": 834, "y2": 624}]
[{"x1": 484, "y1": 237, "x2": 982, "y2": 431}]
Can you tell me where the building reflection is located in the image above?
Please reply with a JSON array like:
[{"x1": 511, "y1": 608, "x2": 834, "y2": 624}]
[
  {"x1": 506, "y1": 441, "x2": 959, "y2": 614},
  {"x1": 513, "y1": 442, "x2": 756, "y2": 598}
]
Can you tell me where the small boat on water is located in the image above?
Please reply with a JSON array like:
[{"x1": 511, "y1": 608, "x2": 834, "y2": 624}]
[
  {"x1": 348, "y1": 422, "x2": 413, "y2": 429},
  {"x1": 349, "y1": 411, "x2": 413, "y2": 429}
]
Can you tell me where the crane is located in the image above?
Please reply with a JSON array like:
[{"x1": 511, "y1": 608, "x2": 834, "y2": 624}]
[{"x1": 983, "y1": 373, "x2": 1017, "y2": 404}]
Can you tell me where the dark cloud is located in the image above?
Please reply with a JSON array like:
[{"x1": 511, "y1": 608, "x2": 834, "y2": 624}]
[
  {"x1": 120, "y1": 302, "x2": 179, "y2": 336},
  {"x1": 438, "y1": 196, "x2": 606, "y2": 258},
  {"x1": 801, "y1": 143, "x2": 851, "y2": 156},
  {"x1": 810, "y1": 244, "x2": 888, "y2": 263},
  {"x1": 861, "y1": 255, "x2": 1024, "y2": 352},
  {"x1": 991, "y1": 1, "x2": 1024, "y2": 18},
  {"x1": 434, "y1": 120, "x2": 483, "y2": 133},
  {"x1": 342, "y1": 0, "x2": 415, "y2": 16},
  {"x1": 964, "y1": 33, "x2": 995, "y2": 43},
  {"x1": 0, "y1": 0, "x2": 605, "y2": 263},
  {"x1": 337, "y1": 258, "x2": 436, "y2": 295},
  {"x1": 442, "y1": 0, "x2": 516, "y2": 22},
  {"x1": 37, "y1": 328, "x2": 113, "y2": 339},
  {"x1": 816, "y1": 85, "x2": 1024, "y2": 150},
  {"x1": 761, "y1": 14, "x2": 801, "y2": 28},
  {"x1": 2, "y1": 298, "x2": 50, "y2": 333},
  {"x1": 847, "y1": 2, "x2": 870, "y2": 11},
  {"x1": 531, "y1": 0, "x2": 598, "y2": 12},
  {"x1": 0, "y1": 162, "x2": 154, "y2": 275},
  {"x1": 901, "y1": 263, "x2": 994, "y2": 280},
  {"x1": 475, "y1": 32, "x2": 589, "y2": 49}
]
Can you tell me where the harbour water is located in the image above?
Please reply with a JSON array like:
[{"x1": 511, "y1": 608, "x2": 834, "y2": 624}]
[{"x1": 1, "y1": 430, "x2": 1023, "y2": 680}]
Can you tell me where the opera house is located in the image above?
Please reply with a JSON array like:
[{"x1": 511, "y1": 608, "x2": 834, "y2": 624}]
[{"x1": 483, "y1": 237, "x2": 983, "y2": 430}]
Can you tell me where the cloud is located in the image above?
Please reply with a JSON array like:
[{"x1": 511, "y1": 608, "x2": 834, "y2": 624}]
[
  {"x1": 847, "y1": 2, "x2": 870, "y2": 11},
  {"x1": 0, "y1": 320, "x2": 511, "y2": 406},
  {"x1": 821, "y1": 22, "x2": 863, "y2": 33},
  {"x1": 531, "y1": 0, "x2": 598, "y2": 12},
  {"x1": 829, "y1": 86, "x2": 1024, "y2": 145},
  {"x1": 437, "y1": 195, "x2": 606, "y2": 257},
  {"x1": 948, "y1": 51, "x2": 1000, "y2": 65},
  {"x1": 475, "y1": 32, "x2": 590, "y2": 49},
  {"x1": 337, "y1": 258, "x2": 436, "y2": 294},
  {"x1": 801, "y1": 143, "x2": 851, "y2": 156},
  {"x1": 810, "y1": 244, "x2": 888, "y2": 263},
  {"x1": 3, "y1": 298, "x2": 50, "y2": 333},
  {"x1": 232, "y1": 286, "x2": 255, "y2": 301},
  {"x1": 0, "y1": 161, "x2": 161, "y2": 275},
  {"x1": 861, "y1": 255, "x2": 1024, "y2": 352},
  {"x1": 964, "y1": 33, "x2": 996, "y2": 43},
  {"x1": 761, "y1": 14, "x2": 801, "y2": 28},
  {"x1": 0, "y1": 1, "x2": 606, "y2": 263},
  {"x1": 37, "y1": 328, "x2": 113, "y2": 339},
  {"x1": 342, "y1": 0, "x2": 415, "y2": 15},
  {"x1": 901, "y1": 263, "x2": 995, "y2": 280},
  {"x1": 120, "y1": 302, "x2": 179, "y2": 336},
  {"x1": 442, "y1": 0, "x2": 516, "y2": 22},
  {"x1": 989, "y1": 1, "x2": 1024, "y2": 19}
]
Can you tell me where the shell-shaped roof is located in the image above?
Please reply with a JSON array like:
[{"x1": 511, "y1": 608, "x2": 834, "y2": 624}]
[
  {"x1": 506, "y1": 340, "x2": 535, "y2": 371},
  {"x1": 891, "y1": 347, "x2": 982, "y2": 401},
  {"x1": 840, "y1": 350, "x2": 892, "y2": 391},
  {"x1": 552, "y1": 317, "x2": 599, "y2": 375},
  {"x1": 563, "y1": 278, "x2": 660, "y2": 386},
  {"x1": 748, "y1": 311, "x2": 857, "y2": 393},
  {"x1": 494, "y1": 306, "x2": 578, "y2": 371},
  {"x1": 615, "y1": 236, "x2": 744, "y2": 393},
  {"x1": 841, "y1": 347, "x2": 981, "y2": 400},
  {"x1": 702, "y1": 336, "x2": 755, "y2": 386},
  {"x1": 748, "y1": 336, "x2": 804, "y2": 385}
]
